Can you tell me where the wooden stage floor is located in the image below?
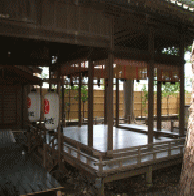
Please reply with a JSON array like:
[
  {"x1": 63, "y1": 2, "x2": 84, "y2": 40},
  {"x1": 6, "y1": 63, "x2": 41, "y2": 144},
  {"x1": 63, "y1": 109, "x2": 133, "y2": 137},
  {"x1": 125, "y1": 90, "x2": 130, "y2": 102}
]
[
  {"x1": 119, "y1": 123, "x2": 187, "y2": 138},
  {"x1": 46, "y1": 124, "x2": 184, "y2": 172},
  {"x1": 55, "y1": 124, "x2": 182, "y2": 152}
]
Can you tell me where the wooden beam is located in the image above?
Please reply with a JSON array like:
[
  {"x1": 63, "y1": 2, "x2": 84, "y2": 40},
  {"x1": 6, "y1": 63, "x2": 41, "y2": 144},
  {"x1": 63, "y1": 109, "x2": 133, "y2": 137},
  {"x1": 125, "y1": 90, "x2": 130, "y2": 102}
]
[
  {"x1": 0, "y1": 65, "x2": 41, "y2": 83},
  {"x1": 148, "y1": 26, "x2": 155, "y2": 144},
  {"x1": 30, "y1": 67, "x2": 43, "y2": 74},
  {"x1": 88, "y1": 59, "x2": 93, "y2": 147}
]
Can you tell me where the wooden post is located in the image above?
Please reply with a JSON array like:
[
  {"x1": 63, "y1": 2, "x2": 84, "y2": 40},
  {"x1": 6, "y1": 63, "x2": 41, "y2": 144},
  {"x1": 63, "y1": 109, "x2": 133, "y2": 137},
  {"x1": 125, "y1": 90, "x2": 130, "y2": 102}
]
[
  {"x1": 116, "y1": 78, "x2": 119, "y2": 128},
  {"x1": 128, "y1": 115, "x2": 131, "y2": 124},
  {"x1": 88, "y1": 59, "x2": 93, "y2": 147},
  {"x1": 179, "y1": 33, "x2": 185, "y2": 136},
  {"x1": 79, "y1": 72, "x2": 82, "y2": 127},
  {"x1": 68, "y1": 86, "x2": 70, "y2": 122},
  {"x1": 168, "y1": 141, "x2": 172, "y2": 157},
  {"x1": 22, "y1": 85, "x2": 24, "y2": 129},
  {"x1": 148, "y1": 26, "x2": 154, "y2": 144},
  {"x1": 107, "y1": 16, "x2": 114, "y2": 151},
  {"x1": 98, "y1": 178, "x2": 104, "y2": 196},
  {"x1": 57, "y1": 80, "x2": 62, "y2": 170},
  {"x1": 104, "y1": 78, "x2": 108, "y2": 124},
  {"x1": 49, "y1": 65, "x2": 52, "y2": 91},
  {"x1": 39, "y1": 83, "x2": 43, "y2": 127},
  {"x1": 141, "y1": 90, "x2": 143, "y2": 118},
  {"x1": 43, "y1": 144, "x2": 47, "y2": 168},
  {"x1": 171, "y1": 120, "x2": 174, "y2": 132},
  {"x1": 62, "y1": 77, "x2": 65, "y2": 127},
  {"x1": 157, "y1": 81, "x2": 162, "y2": 132},
  {"x1": 28, "y1": 131, "x2": 31, "y2": 153},
  {"x1": 146, "y1": 166, "x2": 153, "y2": 187}
]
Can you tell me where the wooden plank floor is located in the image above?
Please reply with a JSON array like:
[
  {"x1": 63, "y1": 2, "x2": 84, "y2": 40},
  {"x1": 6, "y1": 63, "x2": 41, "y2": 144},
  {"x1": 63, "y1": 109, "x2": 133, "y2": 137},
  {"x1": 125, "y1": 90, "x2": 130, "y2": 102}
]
[
  {"x1": 119, "y1": 123, "x2": 187, "y2": 137},
  {"x1": 0, "y1": 130, "x2": 61, "y2": 196},
  {"x1": 56, "y1": 125, "x2": 184, "y2": 172},
  {"x1": 59, "y1": 125, "x2": 177, "y2": 152}
]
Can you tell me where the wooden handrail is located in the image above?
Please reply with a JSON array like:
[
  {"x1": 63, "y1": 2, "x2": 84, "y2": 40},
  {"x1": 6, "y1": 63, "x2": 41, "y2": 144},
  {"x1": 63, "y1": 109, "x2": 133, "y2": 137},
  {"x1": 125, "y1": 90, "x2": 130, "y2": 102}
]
[{"x1": 94, "y1": 142, "x2": 184, "y2": 173}]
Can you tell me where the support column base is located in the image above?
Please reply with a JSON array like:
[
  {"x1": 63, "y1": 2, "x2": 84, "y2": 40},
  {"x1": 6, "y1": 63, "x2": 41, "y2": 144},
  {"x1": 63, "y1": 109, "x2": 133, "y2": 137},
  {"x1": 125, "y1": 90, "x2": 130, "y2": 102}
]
[
  {"x1": 146, "y1": 166, "x2": 153, "y2": 187},
  {"x1": 94, "y1": 178, "x2": 104, "y2": 196}
]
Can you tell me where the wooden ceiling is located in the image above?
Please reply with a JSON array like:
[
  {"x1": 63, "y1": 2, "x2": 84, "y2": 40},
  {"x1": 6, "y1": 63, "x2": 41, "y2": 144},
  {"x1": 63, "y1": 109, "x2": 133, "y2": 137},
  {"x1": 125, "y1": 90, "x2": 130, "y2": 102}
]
[{"x1": 0, "y1": 0, "x2": 194, "y2": 72}]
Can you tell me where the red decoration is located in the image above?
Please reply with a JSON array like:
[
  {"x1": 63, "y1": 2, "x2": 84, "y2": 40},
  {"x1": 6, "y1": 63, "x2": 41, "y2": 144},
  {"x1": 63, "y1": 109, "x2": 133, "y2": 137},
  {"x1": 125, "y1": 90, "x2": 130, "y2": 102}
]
[
  {"x1": 27, "y1": 97, "x2": 31, "y2": 108},
  {"x1": 44, "y1": 99, "x2": 50, "y2": 114}
]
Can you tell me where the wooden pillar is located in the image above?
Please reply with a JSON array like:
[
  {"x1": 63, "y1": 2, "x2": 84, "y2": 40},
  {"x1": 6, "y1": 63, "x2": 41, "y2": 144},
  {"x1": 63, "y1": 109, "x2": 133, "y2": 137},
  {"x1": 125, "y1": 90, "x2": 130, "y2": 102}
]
[
  {"x1": 123, "y1": 80, "x2": 134, "y2": 123},
  {"x1": 179, "y1": 33, "x2": 185, "y2": 136},
  {"x1": 49, "y1": 65, "x2": 52, "y2": 90},
  {"x1": 88, "y1": 59, "x2": 93, "y2": 147},
  {"x1": 22, "y1": 85, "x2": 24, "y2": 129},
  {"x1": 146, "y1": 166, "x2": 153, "y2": 187},
  {"x1": 104, "y1": 78, "x2": 108, "y2": 124},
  {"x1": 98, "y1": 178, "x2": 104, "y2": 196},
  {"x1": 157, "y1": 81, "x2": 162, "y2": 131},
  {"x1": 148, "y1": 26, "x2": 154, "y2": 144},
  {"x1": 79, "y1": 72, "x2": 82, "y2": 127},
  {"x1": 62, "y1": 77, "x2": 65, "y2": 127},
  {"x1": 116, "y1": 78, "x2": 119, "y2": 128},
  {"x1": 57, "y1": 80, "x2": 62, "y2": 170},
  {"x1": 107, "y1": 16, "x2": 114, "y2": 151},
  {"x1": 39, "y1": 83, "x2": 43, "y2": 126}
]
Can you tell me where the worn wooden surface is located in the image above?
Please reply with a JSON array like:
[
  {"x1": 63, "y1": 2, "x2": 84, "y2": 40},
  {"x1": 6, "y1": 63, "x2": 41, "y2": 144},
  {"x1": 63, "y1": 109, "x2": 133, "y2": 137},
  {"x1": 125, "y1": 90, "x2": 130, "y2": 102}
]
[{"x1": 0, "y1": 130, "x2": 61, "y2": 195}]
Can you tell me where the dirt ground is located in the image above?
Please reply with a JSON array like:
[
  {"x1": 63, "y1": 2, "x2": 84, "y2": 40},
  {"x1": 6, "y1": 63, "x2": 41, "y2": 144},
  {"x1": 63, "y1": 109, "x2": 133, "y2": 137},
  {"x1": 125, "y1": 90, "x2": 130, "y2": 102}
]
[{"x1": 104, "y1": 163, "x2": 182, "y2": 196}]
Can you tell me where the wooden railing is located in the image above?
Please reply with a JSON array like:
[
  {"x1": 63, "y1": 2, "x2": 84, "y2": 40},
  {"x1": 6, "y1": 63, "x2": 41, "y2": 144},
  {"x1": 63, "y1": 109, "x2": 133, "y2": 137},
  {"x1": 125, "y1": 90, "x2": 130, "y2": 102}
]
[
  {"x1": 61, "y1": 135, "x2": 104, "y2": 174},
  {"x1": 23, "y1": 125, "x2": 185, "y2": 177},
  {"x1": 93, "y1": 138, "x2": 185, "y2": 175}
]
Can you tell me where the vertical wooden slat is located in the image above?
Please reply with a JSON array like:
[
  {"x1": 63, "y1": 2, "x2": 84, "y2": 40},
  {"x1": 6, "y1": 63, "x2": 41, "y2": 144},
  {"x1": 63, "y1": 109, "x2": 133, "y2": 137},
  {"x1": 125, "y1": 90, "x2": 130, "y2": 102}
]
[
  {"x1": 148, "y1": 25, "x2": 154, "y2": 144},
  {"x1": 88, "y1": 59, "x2": 93, "y2": 147}
]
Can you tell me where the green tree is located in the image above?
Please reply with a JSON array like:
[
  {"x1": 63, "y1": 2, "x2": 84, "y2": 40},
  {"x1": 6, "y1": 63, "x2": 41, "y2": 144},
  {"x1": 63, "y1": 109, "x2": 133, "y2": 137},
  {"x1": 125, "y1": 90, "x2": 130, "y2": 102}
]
[
  {"x1": 162, "y1": 82, "x2": 180, "y2": 116},
  {"x1": 63, "y1": 85, "x2": 88, "y2": 120},
  {"x1": 141, "y1": 84, "x2": 148, "y2": 116}
]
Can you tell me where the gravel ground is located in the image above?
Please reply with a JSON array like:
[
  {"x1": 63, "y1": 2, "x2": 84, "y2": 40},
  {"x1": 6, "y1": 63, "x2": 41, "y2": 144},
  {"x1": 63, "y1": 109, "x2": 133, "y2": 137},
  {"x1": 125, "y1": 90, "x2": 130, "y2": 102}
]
[
  {"x1": 104, "y1": 163, "x2": 182, "y2": 196},
  {"x1": 52, "y1": 161, "x2": 182, "y2": 196},
  {"x1": 50, "y1": 154, "x2": 182, "y2": 196}
]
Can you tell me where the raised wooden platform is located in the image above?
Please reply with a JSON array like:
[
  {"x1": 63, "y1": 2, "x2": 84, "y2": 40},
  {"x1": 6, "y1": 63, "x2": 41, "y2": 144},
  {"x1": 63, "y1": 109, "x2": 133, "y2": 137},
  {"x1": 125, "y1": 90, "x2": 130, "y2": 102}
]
[
  {"x1": 119, "y1": 123, "x2": 187, "y2": 139},
  {"x1": 9, "y1": 125, "x2": 186, "y2": 196}
]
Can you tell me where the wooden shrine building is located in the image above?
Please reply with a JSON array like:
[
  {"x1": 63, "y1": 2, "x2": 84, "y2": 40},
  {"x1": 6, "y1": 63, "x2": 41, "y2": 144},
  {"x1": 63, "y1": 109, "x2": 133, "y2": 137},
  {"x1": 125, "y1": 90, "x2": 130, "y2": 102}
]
[{"x1": 0, "y1": 0, "x2": 194, "y2": 195}]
